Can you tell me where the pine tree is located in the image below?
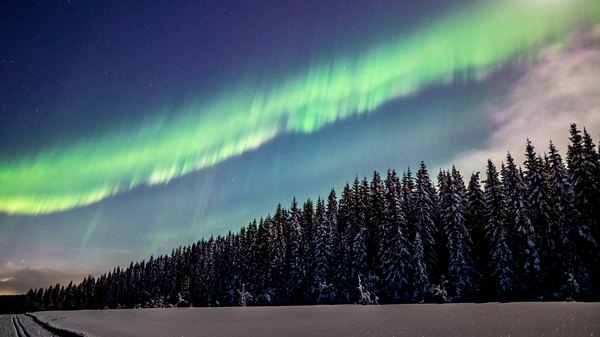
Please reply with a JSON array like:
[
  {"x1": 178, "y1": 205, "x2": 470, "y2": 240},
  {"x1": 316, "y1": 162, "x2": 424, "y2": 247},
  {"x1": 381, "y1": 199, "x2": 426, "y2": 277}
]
[
  {"x1": 313, "y1": 197, "x2": 335, "y2": 303},
  {"x1": 567, "y1": 124, "x2": 600, "y2": 288},
  {"x1": 412, "y1": 232, "x2": 430, "y2": 302},
  {"x1": 336, "y1": 184, "x2": 354, "y2": 303},
  {"x1": 524, "y1": 139, "x2": 560, "y2": 294},
  {"x1": 272, "y1": 204, "x2": 288, "y2": 301},
  {"x1": 325, "y1": 189, "x2": 340, "y2": 302},
  {"x1": 301, "y1": 198, "x2": 316, "y2": 288},
  {"x1": 484, "y1": 160, "x2": 516, "y2": 297},
  {"x1": 351, "y1": 177, "x2": 369, "y2": 288},
  {"x1": 581, "y1": 129, "x2": 600, "y2": 267},
  {"x1": 581, "y1": 129, "x2": 600, "y2": 233},
  {"x1": 442, "y1": 167, "x2": 476, "y2": 300},
  {"x1": 503, "y1": 152, "x2": 540, "y2": 290},
  {"x1": 370, "y1": 171, "x2": 387, "y2": 286},
  {"x1": 548, "y1": 141, "x2": 594, "y2": 298},
  {"x1": 401, "y1": 168, "x2": 416, "y2": 238},
  {"x1": 288, "y1": 199, "x2": 305, "y2": 304},
  {"x1": 256, "y1": 217, "x2": 273, "y2": 297},
  {"x1": 379, "y1": 169, "x2": 412, "y2": 302},
  {"x1": 465, "y1": 172, "x2": 488, "y2": 296},
  {"x1": 414, "y1": 162, "x2": 439, "y2": 281}
]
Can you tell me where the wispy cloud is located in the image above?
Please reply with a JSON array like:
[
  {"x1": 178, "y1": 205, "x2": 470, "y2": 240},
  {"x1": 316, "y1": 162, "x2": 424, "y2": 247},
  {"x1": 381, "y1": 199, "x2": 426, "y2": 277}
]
[
  {"x1": 449, "y1": 30, "x2": 600, "y2": 175},
  {"x1": 0, "y1": 262, "x2": 85, "y2": 295}
]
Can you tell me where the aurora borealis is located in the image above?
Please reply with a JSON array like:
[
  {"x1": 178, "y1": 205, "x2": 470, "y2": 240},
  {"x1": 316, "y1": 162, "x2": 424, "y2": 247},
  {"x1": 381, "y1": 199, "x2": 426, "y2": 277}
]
[{"x1": 1, "y1": 0, "x2": 600, "y2": 294}]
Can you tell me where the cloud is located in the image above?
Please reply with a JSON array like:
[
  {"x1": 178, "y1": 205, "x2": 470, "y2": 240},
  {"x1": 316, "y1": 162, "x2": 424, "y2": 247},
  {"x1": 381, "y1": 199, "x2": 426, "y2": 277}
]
[
  {"x1": 449, "y1": 30, "x2": 600, "y2": 176},
  {"x1": 0, "y1": 262, "x2": 85, "y2": 295}
]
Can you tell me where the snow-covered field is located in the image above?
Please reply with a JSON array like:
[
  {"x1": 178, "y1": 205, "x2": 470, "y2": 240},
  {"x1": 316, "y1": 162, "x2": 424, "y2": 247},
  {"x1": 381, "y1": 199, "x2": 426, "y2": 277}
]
[{"x1": 8, "y1": 302, "x2": 599, "y2": 337}]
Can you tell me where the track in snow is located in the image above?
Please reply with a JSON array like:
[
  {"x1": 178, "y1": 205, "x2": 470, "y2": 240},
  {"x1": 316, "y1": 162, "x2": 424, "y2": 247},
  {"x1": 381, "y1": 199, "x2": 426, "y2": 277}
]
[
  {"x1": 12, "y1": 315, "x2": 30, "y2": 337},
  {"x1": 0, "y1": 314, "x2": 60, "y2": 337}
]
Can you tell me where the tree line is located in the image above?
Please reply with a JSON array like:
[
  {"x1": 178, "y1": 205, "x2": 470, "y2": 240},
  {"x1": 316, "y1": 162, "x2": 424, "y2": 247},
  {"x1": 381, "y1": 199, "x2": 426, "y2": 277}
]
[{"x1": 22, "y1": 124, "x2": 600, "y2": 310}]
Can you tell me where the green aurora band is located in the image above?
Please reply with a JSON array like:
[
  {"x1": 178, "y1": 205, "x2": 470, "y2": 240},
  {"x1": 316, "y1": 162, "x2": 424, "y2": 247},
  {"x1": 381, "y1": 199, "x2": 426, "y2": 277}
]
[{"x1": 1, "y1": 0, "x2": 599, "y2": 214}]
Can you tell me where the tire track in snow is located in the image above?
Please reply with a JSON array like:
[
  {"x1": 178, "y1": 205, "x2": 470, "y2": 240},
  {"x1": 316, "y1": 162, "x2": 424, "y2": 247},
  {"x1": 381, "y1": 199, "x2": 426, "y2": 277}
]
[{"x1": 12, "y1": 315, "x2": 30, "y2": 337}]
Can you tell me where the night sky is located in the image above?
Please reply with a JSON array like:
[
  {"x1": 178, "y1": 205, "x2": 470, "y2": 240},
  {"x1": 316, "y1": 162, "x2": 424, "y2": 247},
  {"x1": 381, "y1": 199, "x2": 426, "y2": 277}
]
[{"x1": 1, "y1": 0, "x2": 600, "y2": 295}]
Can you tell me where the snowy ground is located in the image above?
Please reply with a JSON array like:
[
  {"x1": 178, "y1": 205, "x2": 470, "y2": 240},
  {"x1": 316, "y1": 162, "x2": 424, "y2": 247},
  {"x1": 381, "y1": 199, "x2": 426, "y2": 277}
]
[
  {"x1": 0, "y1": 314, "x2": 58, "y2": 337},
  {"x1": 16, "y1": 302, "x2": 600, "y2": 337}
]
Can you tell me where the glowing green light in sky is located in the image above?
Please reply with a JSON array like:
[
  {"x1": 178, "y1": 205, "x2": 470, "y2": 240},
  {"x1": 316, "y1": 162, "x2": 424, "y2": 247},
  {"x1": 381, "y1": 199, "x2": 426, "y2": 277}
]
[{"x1": 1, "y1": 0, "x2": 599, "y2": 214}]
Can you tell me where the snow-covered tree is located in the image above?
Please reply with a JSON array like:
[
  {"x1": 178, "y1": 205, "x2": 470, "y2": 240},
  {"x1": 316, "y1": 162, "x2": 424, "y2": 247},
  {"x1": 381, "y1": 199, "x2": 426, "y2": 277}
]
[
  {"x1": 502, "y1": 153, "x2": 540, "y2": 289},
  {"x1": 412, "y1": 232, "x2": 431, "y2": 302},
  {"x1": 548, "y1": 141, "x2": 594, "y2": 298},
  {"x1": 466, "y1": 172, "x2": 488, "y2": 293},
  {"x1": 484, "y1": 160, "x2": 516, "y2": 297},
  {"x1": 237, "y1": 283, "x2": 253, "y2": 307},
  {"x1": 336, "y1": 184, "x2": 354, "y2": 303},
  {"x1": 325, "y1": 189, "x2": 340, "y2": 302},
  {"x1": 414, "y1": 162, "x2": 439, "y2": 281},
  {"x1": 288, "y1": 199, "x2": 306, "y2": 303},
  {"x1": 380, "y1": 169, "x2": 412, "y2": 302},
  {"x1": 313, "y1": 197, "x2": 335, "y2": 303},
  {"x1": 351, "y1": 177, "x2": 369, "y2": 286},
  {"x1": 524, "y1": 140, "x2": 559, "y2": 293},
  {"x1": 271, "y1": 204, "x2": 288, "y2": 300},
  {"x1": 442, "y1": 167, "x2": 476, "y2": 300},
  {"x1": 370, "y1": 171, "x2": 387, "y2": 284},
  {"x1": 356, "y1": 274, "x2": 378, "y2": 305}
]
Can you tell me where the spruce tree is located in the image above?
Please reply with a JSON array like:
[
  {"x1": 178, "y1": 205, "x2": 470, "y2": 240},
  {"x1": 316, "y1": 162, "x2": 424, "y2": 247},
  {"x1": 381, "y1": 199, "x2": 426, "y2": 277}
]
[
  {"x1": 443, "y1": 167, "x2": 476, "y2": 300},
  {"x1": 484, "y1": 159, "x2": 516, "y2": 297},
  {"x1": 581, "y1": 129, "x2": 600, "y2": 247},
  {"x1": 414, "y1": 161, "x2": 439, "y2": 281},
  {"x1": 326, "y1": 189, "x2": 340, "y2": 302},
  {"x1": 503, "y1": 152, "x2": 540, "y2": 290},
  {"x1": 336, "y1": 183, "x2": 354, "y2": 303},
  {"x1": 351, "y1": 177, "x2": 369, "y2": 289},
  {"x1": 401, "y1": 168, "x2": 416, "y2": 239},
  {"x1": 524, "y1": 139, "x2": 559, "y2": 294},
  {"x1": 370, "y1": 171, "x2": 387, "y2": 286},
  {"x1": 567, "y1": 124, "x2": 600, "y2": 287},
  {"x1": 313, "y1": 197, "x2": 335, "y2": 303},
  {"x1": 465, "y1": 172, "x2": 488, "y2": 296},
  {"x1": 270, "y1": 205, "x2": 288, "y2": 302},
  {"x1": 287, "y1": 199, "x2": 305, "y2": 304},
  {"x1": 548, "y1": 141, "x2": 593, "y2": 298},
  {"x1": 412, "y1": 232, "x2": 430, "y2": 302},
  {"x1": 380, "y1": 169, "x2": 412, "y2": 302}
]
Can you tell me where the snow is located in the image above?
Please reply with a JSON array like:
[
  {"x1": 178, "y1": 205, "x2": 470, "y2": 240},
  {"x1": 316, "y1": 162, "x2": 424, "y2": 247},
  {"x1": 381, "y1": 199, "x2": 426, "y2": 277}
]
[
  {"x1": 0, "y1": 314, "x2": 57, "y2": 337},
  {"x1": 30, "y1": 302, "x2": 600, "y2": 337}
]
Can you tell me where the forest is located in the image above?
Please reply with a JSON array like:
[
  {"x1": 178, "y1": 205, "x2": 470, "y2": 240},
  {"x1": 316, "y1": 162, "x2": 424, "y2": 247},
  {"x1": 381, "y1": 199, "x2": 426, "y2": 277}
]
[{"x1": 18, "y1": 124, "x2": 600, "y2": 310}]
